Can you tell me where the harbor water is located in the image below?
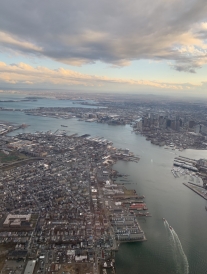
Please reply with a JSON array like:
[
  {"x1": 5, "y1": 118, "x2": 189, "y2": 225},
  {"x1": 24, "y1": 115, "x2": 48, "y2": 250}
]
[{"x1": 1, "y1": 95, "x2": 207, "y2": 274}]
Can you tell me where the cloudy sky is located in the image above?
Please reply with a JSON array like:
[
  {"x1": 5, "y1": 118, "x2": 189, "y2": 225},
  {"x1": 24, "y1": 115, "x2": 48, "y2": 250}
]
[{"x1": 1, "y1": 0, "x2": 207, "y2": 95}]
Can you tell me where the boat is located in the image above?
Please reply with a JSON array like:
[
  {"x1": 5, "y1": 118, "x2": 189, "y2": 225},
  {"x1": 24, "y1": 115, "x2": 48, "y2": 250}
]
[
  {"x1": 137, "y1": 195, "x2": 145, "y2": 199},
  {"x1": 61, "y1": 125, "x2": 68, "y2": 127},
  {"x1": 169, "y1": 226, "x2": 172, "y2": 230},
  {"x1": 162, "y1": 218, "x2": 165, "y2": 221}
]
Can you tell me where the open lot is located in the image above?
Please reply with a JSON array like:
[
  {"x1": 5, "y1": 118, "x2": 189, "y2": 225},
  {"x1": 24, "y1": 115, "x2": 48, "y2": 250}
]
[
  {"x1": 0, "y1": 151, "x2": 28, "y2": 164},
  {"x1": 59, "y1": 262, "x2": 93, "y2": 274}
]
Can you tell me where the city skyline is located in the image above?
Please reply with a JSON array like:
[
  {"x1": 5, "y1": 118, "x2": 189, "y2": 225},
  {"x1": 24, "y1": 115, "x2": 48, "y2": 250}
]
[{"x1": 1, "y1": 0, "x2": 207, "y2": 96}]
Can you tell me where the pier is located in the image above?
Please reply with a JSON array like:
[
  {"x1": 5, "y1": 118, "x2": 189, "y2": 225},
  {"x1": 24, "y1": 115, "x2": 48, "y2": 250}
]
[{"x1": 183, "y1": 182, "x2": 207, "y2": 200}]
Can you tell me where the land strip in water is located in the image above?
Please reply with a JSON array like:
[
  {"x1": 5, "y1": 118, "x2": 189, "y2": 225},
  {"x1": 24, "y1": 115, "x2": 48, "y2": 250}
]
[{"x1": 172, "y1": 156, "x2": 207, "y2": 200}]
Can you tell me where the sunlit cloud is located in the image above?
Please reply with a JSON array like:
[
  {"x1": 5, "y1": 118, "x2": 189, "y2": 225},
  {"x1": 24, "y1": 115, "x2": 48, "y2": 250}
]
[
  {"x1": 0, "y1": 31, "x2": 42, "y2": 54},
  {"x1": 0, "y1": 0, "x2": 207, "y2": 73},
  {"x1": 0, "y1": 62, "x2": 202, "y2": 91}
]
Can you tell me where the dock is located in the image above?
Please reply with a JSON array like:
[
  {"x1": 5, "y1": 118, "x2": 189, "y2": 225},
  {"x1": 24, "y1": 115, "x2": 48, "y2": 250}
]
[{"x1": 183, "y1": 182, "x2": 207, "y2": 200}]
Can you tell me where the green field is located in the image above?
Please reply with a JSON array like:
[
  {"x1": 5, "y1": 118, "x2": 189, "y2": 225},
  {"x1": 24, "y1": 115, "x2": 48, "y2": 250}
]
[{"x1": 0, "y1": 150, "x2": 27, "y2": 163}]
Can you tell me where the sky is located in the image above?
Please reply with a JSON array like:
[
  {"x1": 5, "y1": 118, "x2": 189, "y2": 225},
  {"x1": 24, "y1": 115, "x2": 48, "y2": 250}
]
[{"x1": 0, "y1": 0, "x2": 207, "y2": 96}]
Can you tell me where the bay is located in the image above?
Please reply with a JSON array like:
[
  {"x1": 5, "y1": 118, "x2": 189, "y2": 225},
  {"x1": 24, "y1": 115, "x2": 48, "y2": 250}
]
[{"x1": 1, "y1": 97, "x2": 207, "y2": 274}]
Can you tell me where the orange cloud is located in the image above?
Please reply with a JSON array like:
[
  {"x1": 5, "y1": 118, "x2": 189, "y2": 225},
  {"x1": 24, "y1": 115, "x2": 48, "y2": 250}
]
[
  {"x1": 0, "y1": 61, "x2": 201, "y2": 90},
  {"x1": 0, "y1": 31, "x2": 42, "y2": 52}
]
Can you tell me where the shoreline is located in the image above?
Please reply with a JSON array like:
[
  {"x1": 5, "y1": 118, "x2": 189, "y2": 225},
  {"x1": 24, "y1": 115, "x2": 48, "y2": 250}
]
[{"x1": 183, "y1": 182, "x2": 207, "y2": 200}]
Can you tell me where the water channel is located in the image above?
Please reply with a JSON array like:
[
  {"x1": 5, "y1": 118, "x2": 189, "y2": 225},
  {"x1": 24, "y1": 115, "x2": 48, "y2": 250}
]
[{"x1": 1, "y1": 95, "x2": 207, "y2": 273}]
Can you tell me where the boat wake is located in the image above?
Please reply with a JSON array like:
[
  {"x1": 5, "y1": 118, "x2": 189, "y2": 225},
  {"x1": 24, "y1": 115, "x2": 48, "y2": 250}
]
[{"x1": 164, "y1": 220, "x2": 189, "y2": 274}]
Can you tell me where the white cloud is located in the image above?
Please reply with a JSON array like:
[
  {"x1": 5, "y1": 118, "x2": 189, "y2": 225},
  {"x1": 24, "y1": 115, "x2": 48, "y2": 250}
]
[
  {"x1": 0, "y1": 31, "x2": 42, "y2": 53},
  {"x1": 0, "y1": 62, "x2": 201, "y2": 91},
  {"x1": 0, "y1": 0, "x2": 207, "y2": 72}
]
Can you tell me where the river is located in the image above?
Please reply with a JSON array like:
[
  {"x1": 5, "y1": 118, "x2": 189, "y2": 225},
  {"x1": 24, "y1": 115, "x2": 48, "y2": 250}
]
[{"x1": 1, "y1": 95, "x2": 207, "y2": 274}]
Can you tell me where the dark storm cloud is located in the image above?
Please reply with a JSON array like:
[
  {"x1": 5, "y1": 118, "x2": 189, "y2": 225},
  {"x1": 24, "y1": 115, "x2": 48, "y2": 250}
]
[{"x1": 0, "y1": 0, "x2": 207, "y2": 70}]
